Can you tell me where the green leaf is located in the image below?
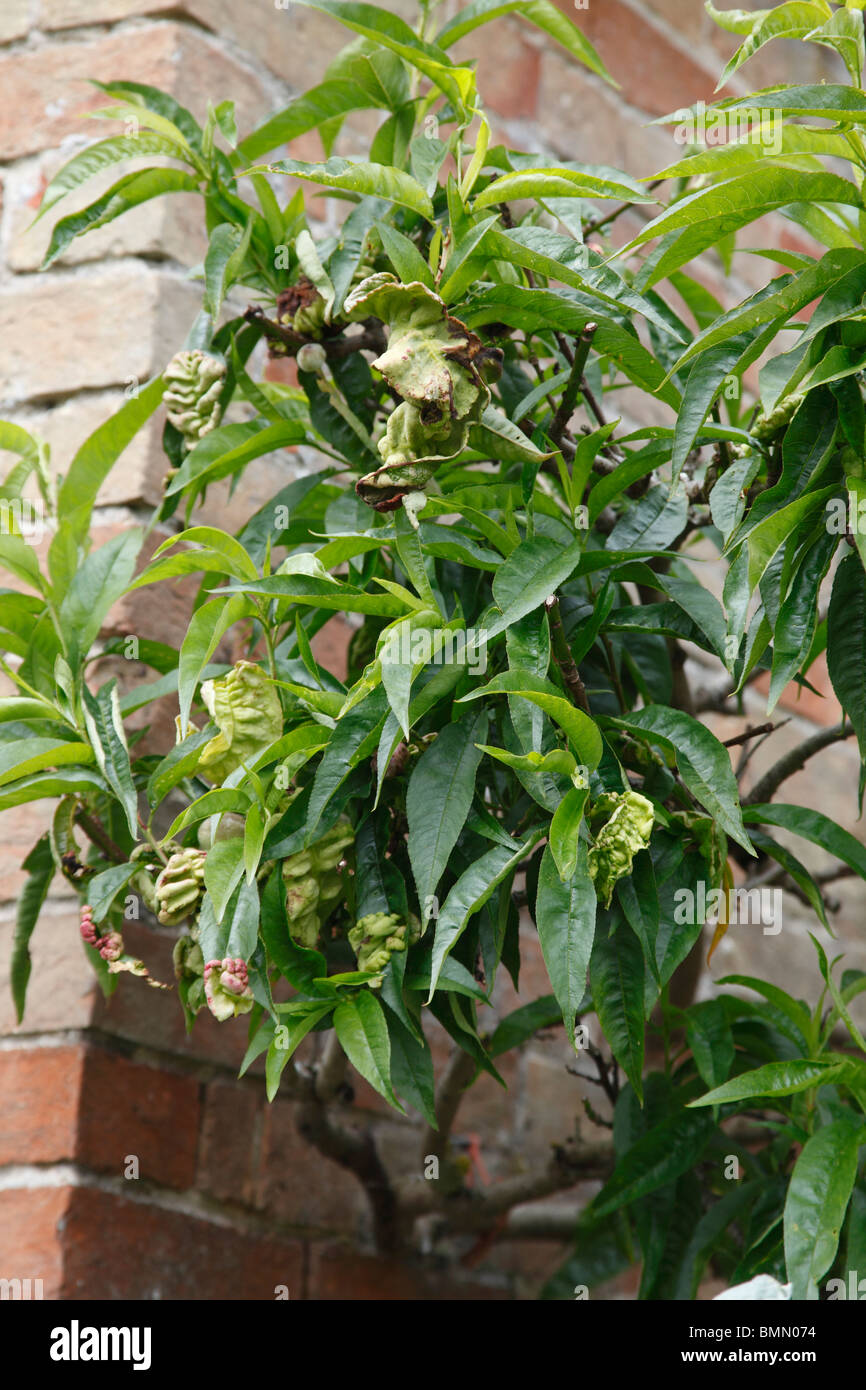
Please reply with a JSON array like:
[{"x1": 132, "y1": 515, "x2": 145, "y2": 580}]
[
  {"x1": 621, "y1": 170, "x2": 861, "y2": 284},
  {"x1": 333, "y1": 990, "x2": 401, "y2": 1110},
  {"x1": 375, "y1": 220, "x2": 435, "y2": 288},
  {"x1": 386, "y1": 1013, "x2": 437, "y2": 1126},
  {"x1": 177, "y1": 594, "x2": 249, "y2": 732},
  {"x1": 827, "y1": 552, "x2": 866, "y2": 771},
  {"x1": 58, "y1": 527, "x2": 142, "y2": 664},
  {"x1": 203, "y1": 220, "x2": 252, "y2": 319},
  {"x1": 462, "y1": 286, "x2": 681, "y2": 408},
  {"x1": 307, "y1": 687, "x2": 386, "y2": 835},
  {"x1": 81, "y1": 680, "x2": 138, "y2": 838},
  {"x1": 742, "y1": 804, "x2": 866, "y2": 881},
  {"x1": 0, "y1": 738, "x2": 94, "y2": 787},
  {"x1": 489, "y1": 997, "x2": 564, "y2": 1059},
  {"x1": 471, "y1": 403, "x2": 553, "y2": 465},
  {"x1": 784, "y1": 1120, "x2": 861, "y2": 1299},
  {"x1": 427, "y1": 827, "x2": 545, "y2": 999},
  {"x1": 671, "y1": 249, "x2": 864, "y2": 374},
  {"x1": 10, "y1": 836, "x2": 54, "y2": 1023},
  {"x1": 56, "y1": 378, "x2": 165, "y2": 543},
  {"x1": 690, "y1": 1059, "x2": 845, "y2": 1107},
  {"x1": 87, "y1": 862, "x2": 139, "y2": 924},
  {"x1": 609, "y1": 706, "x2": 753, "y2": 853},
  {"x1": 165, "y1": 419, "x2": 307, "y2": 498},
  {"x1": 239, "y1": 79, "x2": 389, "y2": 162},
  {"x1": 714, "y1": 3, "x2": 836, "y2": 86},
  {"x1": 549, "y1": 785, "x2": 589, "y2": 881},
  {"x1": 536, "y1": 841, "x2": 596, "y2": 1046},
  {"x1": 250, "y1": 155, "x2": 433, "y2": 219},
  {"x1": 462, "y1": 670, "x2": 603, "y2": 769},
  {"x1": 591, "y1": 1110, "x2": 715, "y2": 1218},
  {"x1": 475, "y1": 167, "x2": 652, "y2": 210},
  {"x1": 36, "y1": 132, "x2": 191, "y2": 223},
  {"x1": 437, "y1": 0, "x2": 617, "y2": 85},
  {"x1": 590, "y1": 918, "x2": 645, "y2": 1101},
  {"x1": 259, "y1": 868, "x2": 328, "y2": 994},
  {"x1": 266, "y1": 1006, "x2": 334, "y2": 1101},
  {"x1": 203, "y1": 837, "x2": 245, "y2": 923},
  {"x1": 43, "y1": 167, "x2": 200, "y2": 267},
  {"x1": 295, "y1": 1, "x2": 476, "y2": 115},
  {"x1": 686, "y1": 999, "x2": 735, "y2": 1090},
  {"x1": 407, "y1": 708, "x2": 487, "y2": 926}
]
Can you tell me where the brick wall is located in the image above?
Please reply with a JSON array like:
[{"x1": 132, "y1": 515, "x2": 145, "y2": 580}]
[{"x1": 0, "y1": 0, "x2": 862, "y2": 1302}]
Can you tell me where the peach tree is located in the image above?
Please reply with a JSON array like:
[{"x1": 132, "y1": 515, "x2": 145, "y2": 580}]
[{"x1": 4, "y1": 0, "x2": 866, "y2": 1299}]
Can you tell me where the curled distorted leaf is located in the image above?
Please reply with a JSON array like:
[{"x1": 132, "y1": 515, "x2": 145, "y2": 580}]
[
  {"x1": 198, "y1": 660, "x2": 283, "y2": 784},
  {"x1": 587, "y1": 791, "x2": 654, "y2": 908},
  {"x1": 163, "y1": 349, "x2": 226, "y2": 441},
  {"x1": 282, "y1": 816, "x2": 355, "y2": 948},
  {"x1": 348, "y1": 910, "x2": 420, "y2": 984},
  {"x1": 345, "y1": 274, "x2": 501, "y2": 508}
]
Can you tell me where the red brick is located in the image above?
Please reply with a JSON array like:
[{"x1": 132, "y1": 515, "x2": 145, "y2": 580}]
[
  {"x1": 0, "y1": 1043, "x2": 199, "y2": 1186},
  {"x1": 255, "y1": 1097, "x2": 366, "y2": 1233},
  {"x1": 78, "y1": 1048, "x2": 201, "y2": 1188},
  {"x1": 0, "y1": 1187, "x2": 69, "y2": 1299},
  {"x1": 454, "y1": 25, "x2": 540, "y2": 120},
  {"x1": 0, "y1": 1046, "x2": 84, "y2": 1165},
  {"x1": 197, "y1": 1079, "x2": 260, "y2": 1204},
  {"x1": 60, "y1": 1188, "x2": 303, "y2": 1299},
  {"x1": 551, "y1": 0, "x2": 717, "y2": 116}
]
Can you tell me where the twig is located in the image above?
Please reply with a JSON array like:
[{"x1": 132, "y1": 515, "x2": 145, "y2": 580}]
[
  {"x1": 550, "y1": 322, "x2": 598, "y2": 447},
  {"x1": 74, "y1": 809, "x2": 127, "y2": 865},
  {"x1": 745, "y1": 722, "x2": 854, "y2": 806},
  {"x1": 545, "y1": 596, "x2": 591, "y2": 713},
  {"x1": 582, "y1": 178, "x2": 665, "y2": 238},
  {"x1": 723, "y1": 722, "x2": 777, "y2": 749}
]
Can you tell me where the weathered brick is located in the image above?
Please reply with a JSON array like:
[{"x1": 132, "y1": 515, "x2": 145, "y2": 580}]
[
  {"x1": 0, "y1": 1045, "x2": 85, "y2": 1165},
  {"x1": 78, "y1": 1046, "x2": 201, "y2": 1187},
  {"x1": 197, "y1": 1078, "x2": 260, "y2": 1204},
  {"x1": 60, "y1": 1187, "x2": 303, "y2": 1298},
  {"x1": 0, "y1": 23, "x2": 274, "y2": 162},
  {"x1": 0, "y1": 0, "x2": 29, "y2": 44},
  {"x1": 454, "y1": 21, "x2": 540, "y2": 121},
  {"x1": 255, "y1": 1096, "x2": 367, "y2": 1233},
  {"x1": 551, "y1": 0, "x2": 717, "y2": 116},
  {"x1": 536, "y1": 48, "x2": 672, "y2": 173},
  {"x1": 0, "y1": 263, "x2": 200, "y2": 404},
  {"x1": 0, "y1": 1187, "x2": 69, "y2": 1299}
]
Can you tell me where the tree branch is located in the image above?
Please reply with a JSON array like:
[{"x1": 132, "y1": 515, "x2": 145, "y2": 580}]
[
  {"x1": 545, "y1": 595, "x2": 591, "y2": 713},
  {"x1": 550, "y1": 322, "x2": 597, "y2": 448},
  {"x1": 745, "y1": 722, "x2": 854, "y2": 806}
]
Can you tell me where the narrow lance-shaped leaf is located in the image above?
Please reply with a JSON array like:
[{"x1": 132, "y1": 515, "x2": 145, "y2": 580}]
[
  {"x1": 536, "y1": 841, "x2": 596, "y2": 1048},
  {"x1": 10, "y1": 836, "x2": 54, "y2": 1023}
]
